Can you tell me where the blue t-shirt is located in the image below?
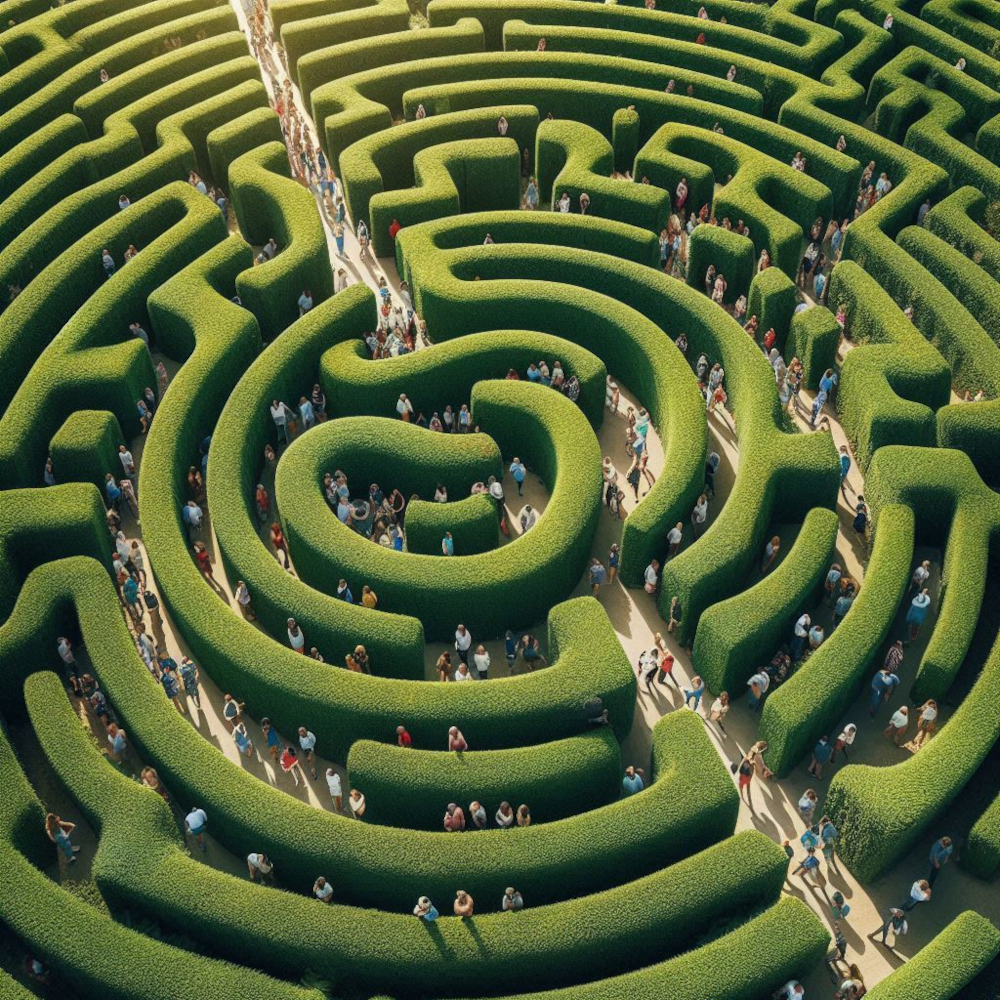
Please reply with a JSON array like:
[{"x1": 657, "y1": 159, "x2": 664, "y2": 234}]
[
  {"x1": 840, "y1": 454, "x2": 851, "y2": 477},
  {"x1": 590, "y1": 564, "x2": 606, "y2": 585},
  {"x1": 510, "y1": 463, "x2": 525, "y2": 482},
  {"x1": 930, "y1": 840, "x2": 953, "y2": 865},
  {"x1": 622, "y1": 774, "x2": 644, "y2": 796}
]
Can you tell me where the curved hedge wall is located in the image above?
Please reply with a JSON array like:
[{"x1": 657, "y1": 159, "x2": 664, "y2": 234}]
[{"x1": 346, "y1": 727, "x2": 621, "y2": 829}]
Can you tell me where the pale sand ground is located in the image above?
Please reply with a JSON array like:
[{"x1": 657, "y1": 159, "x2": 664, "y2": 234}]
[{"x1": 16, "y1": 8, "x2": 998, "y2": 998}]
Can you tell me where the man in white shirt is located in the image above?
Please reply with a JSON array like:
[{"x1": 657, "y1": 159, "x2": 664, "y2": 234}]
[
  {"x1": 287, "y1": 618, "x2": 305, "y2": 653},
  {"x1": 246, "y1": 852, "x2": 273, "y2": 882},
  {"x1": 270, "y1": 399, "x2": 290, "y2": 444},
  {"x1": 473, "y1": 645, "x2": 490, "y2": 679},
  {"x1": 520, "y1": 505, "x2": 537, "y2": 532},
  {"x1": 903, "y1": 879, "x2": 931, "y2": 911},
  {"x1": 326, "y1": 767, "x2": 343, "y2": 811},
  {"x1": 185, "y1": 807, "x2": 208, "y2": 851},
  {"x1": 455, "y1": 624, "x2": 473, "y2": 666},
  {"x1": 774, "y1": 982, "x2": 804, "y2": 1000},
  {"x1": 792, "y1": 613, "x2": 811, "y2": 659},
  {"x1": 667, "y1": 521, "x2": 684, "y2": 556},
  {"x1": 643, "y1": 560, "x2": 660, "y2": 594},
  {"x1": 747, "y1": 670, "x2": 770, "y2": 710},
  {"x1": 298, "y1": 727, "x2": 317, "y2": 778}
]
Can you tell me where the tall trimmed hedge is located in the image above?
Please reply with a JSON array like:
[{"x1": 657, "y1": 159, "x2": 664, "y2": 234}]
[
  {"x1": 864, "y1": 912, "x2": 1000, "y2": 1000},
  {"x1": 693, "y1": 507, "x2": 838, "y2": 696},
  {"x1": 965, "y1": 793, "x2": 1000, "y2": 881},
  {"x1": 277, "y1": 380, "x2": 603, "y2": 639},
  {"x1": 825, "y1": 451, "x2": 1000, "y2": 880},
  {"x1": 759, "y1": 502, "x2": 913, "y2": 777},
  {"x1": 346, "y1": 728, "x2": 621, "y2": 829}
]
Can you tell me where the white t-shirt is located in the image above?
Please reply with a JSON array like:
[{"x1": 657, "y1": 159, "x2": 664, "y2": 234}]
[
  {"x1": 270, "y1": 404, "x2": 287, "y2": 426},
  {"x1": 57, "y1": 639, "x2": 74, "y2": 663},
  {"x1": 455, "y1": 630, "x2": 472, "y2": 652},
  {"x1": 890, "y1": 710, "x2": 908, "y2": 729},
  {"x1": 749, "y1": 672, "x2": 769, "y2": 692},
  {"x1": 248, "y1": 852, "x2": 272, "y2": 874},
  {"x1": 913, "y1": 565, "x2": 929, "y2": 585},
  {"x1": 910, "y1": 881, "x2": 928, "y2": 903},
  {"x1": 299, "y1": 731, "x2": 317, "y2": 752},
  {"x1": 396, "y1": 398, "x2": 413, "y2": 416},
  {"x1": 455, "y1": 668, "x2": 473, "y2": 682},
  {"x1": 473, "y1": 651, "x2": 490, "y2": 674},
  {"x1": 288, "y1": 628, "x2": 305, "y2": 651},
  {"x1": 186, "y1": 808, "x2": 207, "y2": 832},
  {"x1": 667, "y1": 527, "x2": 682, "y2": 545},
  {"x1": 921, "y1": 705, "x2": 938, "y2": 722},
  {"x1": 794, "y1": 615, "x2": 810, "y2": 637},
  {"x1": 119, "y1": 450, "x2": 134, "y2": 472},
  {"x1": 692, "y1": 501, "x2": 707, "y2": 524},
  {"x1": 315, "y1": 880, "x2": 333, "y2": 901},
  {"x1": 644, "y1": 564, "x2": 658, "y2": 586},
  {"x1": 326, "y1": 771, "x2": 342, "y2": 797}
]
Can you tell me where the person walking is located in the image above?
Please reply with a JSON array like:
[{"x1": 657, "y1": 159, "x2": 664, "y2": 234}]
[
  {"x1": 902, "y1": 879, "x2": 931, "y2": 912},
  {"x1": 807, "y1": 736, "x2": 833, "y2": 778},
  {"x1": 509, "y1": 457, "x2": 526, "y2": 495},
  {"x1": 682, "y1": 675, "x2": 705, "y2": 712},
  {"x1": 906, "y1": 588, "x2": 932, "y2": 641},
  {"x1": 622, "y1": 765, "x2": 645, "y2": 795},
  {"x1": 45, "y1": 814, "x2": 81, "y2": 862},
  {"x1": 589, "y1": 558, "x2": 607, "y2": 597},
  {"x1": 298, "y1": 727, "x2": 318, "y2": 778},
  {"x1": 185, "y1": 806, "x2": 208, "y2": 852},
  {"x1": 928, "y1": 836, "x2": 953, "y2": 886},
  {"x1": 798, "y1": 789, "x2": 819, "y2": 825},
  {"x1": 873, "y1": 907, "x2": 908, "y2": 946},
  {"x1": 884, "y1": 706, "x2": 909, "y2": 745}
]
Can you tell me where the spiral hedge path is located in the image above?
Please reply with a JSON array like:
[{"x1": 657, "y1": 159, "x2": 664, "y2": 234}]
[{"x1": 1, "y1": 0, "x2": 1000, "y2": 995}]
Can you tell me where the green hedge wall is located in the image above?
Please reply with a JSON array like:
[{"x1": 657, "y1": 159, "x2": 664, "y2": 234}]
[
  {"x1": 534, "y1": 118, "x2": 670, "y2": 231},
  {"x1": 395, "y1": 212, "x2": 710, "y2": 586},
  {"x1": 0, "y1": 692, "x2": 312, "y2": 1000},
  {"x1": 693, "y1": 507, "x2": 838, "y2": 696},
  {"x1": 21, "y1": 667, "x2": 778, "y2": 995},
  {"x1": 863, "y1": 912, "x2": 1000, "y2": 1000},
  {"x1": 405, "y1": 493, "x2": 499, "y2": 556},
  {"x1": 206, "y1": 283, "x2": 427, "y2": 680},
  {"x1": 748, "y1": 266, "x2": 796, "y2": 348},
  {"x1": 965, "y1": 793, "x2": 1000, "y2": 881},
  {"x1": 369, "y1": 136, "x2": 522, "y2": 257},
  {"x1": 759, "y1": 501, "x2": 913, "y2": 777},
  {"x1": 298, "y1": 17, "x2": 484, "y2": 118},
  {"x1": 786, "y1": 304, "x2": 840, "y2": 389},
  {"x1": 687, "y1": 225, "x2": 754, "y2": 305},
  {"x1": 277, "y1": 379, "x2": 602, "y2": 639},
  {"x1": 824, "y1": 458, "x2": 1000, "y2": 880},
  {"x1": 319, "y1": 331, "x2": 607, "y2": 429},
  {"x1": 339, "y1": 106, "x2": 537, "y2": 255},
  {"x1": 493, "y1": 897, "x2": 829, "y2": 1000},
  {"x1": 0, "y1": 184, "x2": 226, "y2": 489},
  {"x1": 830, "y1": 262, "x2": 951, "y2": 473},
  {"x1": 230, "y1": 142, "x2": 333, "y2": 340},
  {"x1": 865, "y1": 447, "x2": 997, "y2": 704},
  {"x1": 49, "y1": 410, "x2": 124, "y2": 495},
  {"x1": 346, "y1": 727, "x2": 621, "y2": 829},
  {"x1": 0, "y1": 582, "x2": 713, "y2": 917}
]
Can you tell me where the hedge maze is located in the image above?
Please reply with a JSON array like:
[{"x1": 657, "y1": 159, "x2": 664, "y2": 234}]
[{"x1": 2, "y1": 0, "x2": 1000, "y2": 995}]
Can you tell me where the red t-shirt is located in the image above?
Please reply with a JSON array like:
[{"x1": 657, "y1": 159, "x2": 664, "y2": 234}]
[{"x1": 398, "y1": 731, "x2": 413, "y2": 747}]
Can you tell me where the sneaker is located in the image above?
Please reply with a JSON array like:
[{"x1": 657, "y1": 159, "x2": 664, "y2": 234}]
[{"x1": 72, "y1": 846, "x2": 81, "y2": 853}]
